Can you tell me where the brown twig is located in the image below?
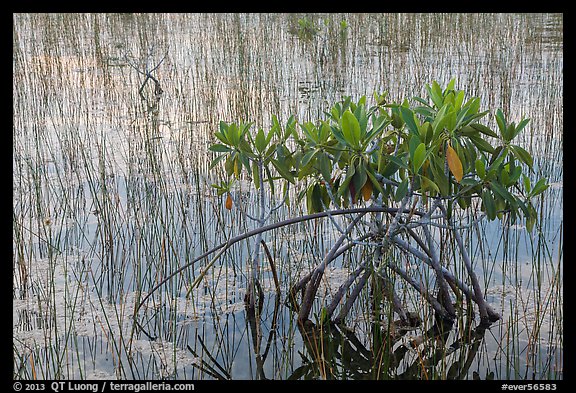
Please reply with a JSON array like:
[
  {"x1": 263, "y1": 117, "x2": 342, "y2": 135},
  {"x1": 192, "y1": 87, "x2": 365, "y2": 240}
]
[{"x1": 260, "y1": 240, "x2": 280, "y2": 294}]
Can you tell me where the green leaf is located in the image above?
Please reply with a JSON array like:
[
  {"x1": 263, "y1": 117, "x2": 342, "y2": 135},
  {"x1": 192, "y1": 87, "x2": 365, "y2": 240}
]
[
  {"x1": 526, "y1": 216, "x2": 536, "y2": 232},
  {"x1": 238, "y1": 152, "x2": 251, "y2": 174},
  {"x1": 239, "y1": 135, "x2": 254, "y2": 152},
  {"x1": 445, "y1": 108, "x2": 457, "y2": 132},
  {"x1": 408, "y1": 134, "x2": 421, "y2": 162},
  {"x1": 214, "y1": 131, "x2": 229, "y2": 145},
  {"x1": 330, "y1": 105, "x2": 341, "y2": 123},
  {"x1": 352, "y1": 164, "x2": 368, "y2": 201},
  {"x1": 400, "y1": 106, "x2": 420, "y2": 136},
  {"x1": 461, "y1": 110, "x2": 489, "y2": 127},
  {"x1": 423, "y1": 122, "x2": 434, "y2": 144},
  {"x1": 454, "y1": 90, "x2": 465, "y2": 110},
  {"x1": 463, "y1": 138, "x2": 478, "y2": 171},
  {"x1": 307, "y1": 184, "x2": 324, "y2": 213},
  {"x1": 366, "y1": 168, "x2": 384, "y2": 195},
  {"x1": 489, "y1": 145, "x2": 503, "y2": 165},
  {"x1": 475, "y1": 159, "x2": 486, "y2": 180},
  {"x1": 522, "y1": 174, "x2": 531, "y2": 194},
  {"x1": 255, "y1": 128, "x2": 266, "y2": 153},
  {"x1": 466, "y1": 97, "x2": 481, "y2": 116},
  {"x1": 265, "y1": 143, "x2": 278, "y2": 161},
  {"x1": 209, "y1": 143, "x2": 233, "y2": 153},
  {"x1": 391, "y1": 111, "x2": 404, "y2": 129},
  {"x1": 530, "y1": 177, "x2": 549, "y2": 197},
  {"x1": 432, "y1": 104, "x2": 449, "y2": 138},
  {"x1": 219, "y1": 120, "x2": 228, "y2": 133},
  {"x1": 495, "y1": 109, "x2": 508, "y2": 140},
  {"x1": 506, "y1": 123, "x2": 516, "y2": 142},
  {"x1": 239, "y1": 122, "x2": 254, "y2": 139},
  {"x1": 330, "y1": 125, "x2": 347, "y2": 145},
  {"x1": 394, "y1": 178, "x2": 409, "y2": 202},
  {"x1": 252, "y1": 162, "x2": 261, "y2": 189},
  {"x1": 482, "y1": 190, "x2": 496, "y2": 220},
  {"x1": 468, "y1": 134, "x2": 496, "y2": 154},
  {"x1": 500, "y1": 167, "x2": 509, "y2": 185},
  {"x1": 490, "y1": 181, "x2": 516, "y2": 207},
  {"x1": 445, "y1": 78, "x2": 456, "y2": 93},
  {"x1": 470, "y1": 123, "x2": 498, "y2": 138},
  {"x1": 217, "y1": 121, "x2": 231, "y2": 142},
  {"x1": 420, "y1": 175, "x2": 440, "y2": 194},
  {"x1": 319, "y1": 121, "x2": 332, "y2": 142},
  {"x1": 271, "y1": 158, "x2": 295, "y2": 183},
  {"x1": 265, "y1": 165, "x2": 276, "y2": 194},
  {"x1": 488, "y1": 146, "x2": 508, "y2": 170},
  {"x1": 301, "y1": 150, "x2": 316, "y2": 167},
  {"x1": 428, "y1": 81, "x2": 444, "y2": 109},
  {"x1": 508, "y1": 165, "x2": 522, "y2": 186},
  {"x1": 285, "y1": 115, "x2": 297, "y2": 140},
  {"x1": 288, "y1": 365, "x2": 310, "y2": 380},
  {"x1": 300, "y1": 122, "x2": 318, "y2": 144},
  {"x1": 320, "y1": 306, "x2": 329, "y2": 324},
  {"x1": 413, "y1": 96, "x2": 429, "y2": 107},
  {"x1": 271, "y1": 114, "x2": 281, "y2": 138},
  {"x1": 430, "y1": 154, "x2": 449, "y2": 196},
  {"x1": 413, "y1": 143, "x2": 427, "y2": 173},
  {"x1": 510, "y1": 145, "x2": 533, "y2": 169},
  {"x1": 516, "y1": 197, "x2": 530, "y2": 217},
  {"x1": 267, "y1": 128, "x2": 276, "y2": 148},
  {"x1": 209, "y1": 154, "x2": 226, "y2": 170},
  {"x1": 224, "y1": 153, "x2": 235, "y2": 176},
  {"x1": 513, "y1": 118, "x2": 530, "y2": 139},
  {"x1": 460, "y1": 125, "x2": 479, "y2": 136},
  {"x1": 444, "y1": 92, "x2": 454, "y2": 107},
  {"x1": 385, "y1": 153, "x2": 409, "y2": 170},
  {"x1": 414, "y1": 105, "x2": 435, "y2": 118},
  {"x1": 367, "y1": 115, "x2": 390, "y2": 140},
  {"x1": 276, "y1": 144, "x2": 291, "y2": 163},
  {"x1": 460, "y1": 178, "x2": 478, "y2": 186},
  {"x1": 337, "y1": 164, "x2": 356, "y2": 198},
  {"x1": 380, "y1": 158, "x2": 400, "y2": 177},
  {"x1": 526, "y1": 202, "x2": 537, "y2": 232},
  {"x1": 457, "y1": 196, "x2": 471, "y2": 210},
  {"x1": 354, "y1": 103, "x2": 368, "y2": 137},
  {"x1": 318, "y1": 153, "x2": 332, "y2": 183},
  {"x1": 226, "y1": 123, "x2": 239, "y2": 146},
  {"x1": 341, "y1": 110, "x2": 361, "y2": 148}
]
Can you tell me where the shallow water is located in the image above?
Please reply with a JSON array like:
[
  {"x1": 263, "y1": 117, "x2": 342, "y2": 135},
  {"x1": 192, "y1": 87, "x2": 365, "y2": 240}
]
[{"x1": 13, "y1": 13, "x2": 562, "y2": 380}]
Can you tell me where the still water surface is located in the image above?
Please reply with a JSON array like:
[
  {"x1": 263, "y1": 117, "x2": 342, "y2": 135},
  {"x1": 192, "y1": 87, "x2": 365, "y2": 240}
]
[{"x1": 13, "y1": 13, "x2": 562, "y2": 380}]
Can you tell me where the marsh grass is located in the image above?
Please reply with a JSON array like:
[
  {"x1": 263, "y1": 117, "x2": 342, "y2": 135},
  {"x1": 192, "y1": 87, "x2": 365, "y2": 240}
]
[{"x1": 13, "y1": 13, "x2": 562, "y2": 380}]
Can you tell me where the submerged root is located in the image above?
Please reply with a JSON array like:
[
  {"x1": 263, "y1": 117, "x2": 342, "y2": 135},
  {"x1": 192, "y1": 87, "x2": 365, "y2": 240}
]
[{"x1": 244, "y1": 278, "x2": 265, "y2": 314}]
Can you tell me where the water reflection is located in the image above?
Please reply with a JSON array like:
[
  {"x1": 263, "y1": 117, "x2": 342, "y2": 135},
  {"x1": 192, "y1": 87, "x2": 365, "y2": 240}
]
[
  {"x1": 13, "y1": 13, "x2": 562, "y2": 380},
  {"x1": 293, "y1": 310, "x2": 491, "y2": 380}
]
